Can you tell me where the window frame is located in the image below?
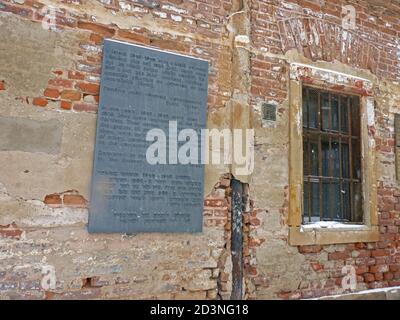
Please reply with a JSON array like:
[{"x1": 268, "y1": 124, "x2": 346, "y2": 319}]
[
  {"x1": 302, "y1": 85, "x2": 363, "y2": 224},
  {"x1": 288, "y1": 63, "x2": 378, "y2": 246}
]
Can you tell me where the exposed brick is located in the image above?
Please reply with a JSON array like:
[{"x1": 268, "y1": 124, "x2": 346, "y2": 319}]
[
  {"x1": 77, "y1": 21, "x2": 116, "y2": 37},
  {"x1": 355, "y1": 243, "x2": 367, "y2": 249},
  {"x1": 0, "y1": 223, "x2": 23, "y2": 240},
  {"x1": 383, "y1": 272, "x2": 394, "y2": 280},
  {"x1": 73, "y1": 103, "x2": 97, "y2": 113},
  {"x1": 61, "y1": 90, "x2": 81, "y2": 101},
  {"x1": 150, "y1": 39, "x2": 189, "y2": 53},
  {"x1": 44, "y1": 88, "x2": 60, "y2": 99},
  {"x1": 117, "y1": 30, "x2": 150, "y2": 45},
  {"x1": 374, "y1": 273, "x2": 384, "y2": 281},
  {"x1": 32, "y1": 97, "x2": 48, "y2": 107},
  {"x1": 298, "y1": 245, "x2": 323, "y2": 254},
  {"x1": 363, "y1": 273, "x2": 375, "y2": 282},
  {"x1": 389, "y1": 265, "x2": 400, "y2": 272},
  {"x1": 0, "y1": 80, "x2": 5, "y2": 90},
  {"x1": 89, "y1": 33, "x2": 103, "y2": 45},
  {"x1": 328, "y1": 251, "x2": 350, "y2": 261},
  {"x1": 0, "y1": 3, "x2": 33, "y2": 18},
  {"x1": 352, "y1": 250, "x2": 371, "y2": 258},
  {"x1": 310, "y1": 262, "x2": 324, "y2": 271},
  {"x1": 204, "y1": 199, "x2": 227, "y2": 207},
  {"x1": 48, "y1": 79, "x2": 73, "y2": 88},
  {"x1": 371, "y1": 249, "x2": 390, "y2": 257},
  {"x1": 249, "y1": 216, "x2": 261, "y2": 226},
  {"x1": 76, "y1": 82, "x2": 100, "y2": 94},
  {"x1": 63, "y1": 194, "x2": 88, "y2": 208},
  {"x1": 60, "y1": 100, "x2": 72, "y2": 110},
  {"x1": 47, "y1": 288, "x2": 101, "y2": 300},
  {"x1": 44, "y1": 194, "x2": 62, "y2": 207},
  {"x1": 218, "y1": 178, "x2": 230, "y2": 188},
  {"x1": 355, "y1": 266, "x2": 369, "y2": 275},
  {"x1": 370, "y1": 265, "x2": 389, "y2": 273},
  {"x1": 84, "y1": 276, "x2": 110, "y2": 288},
  {"x1": 68, "y1": 71, "x2": 85, "y2": 80}
]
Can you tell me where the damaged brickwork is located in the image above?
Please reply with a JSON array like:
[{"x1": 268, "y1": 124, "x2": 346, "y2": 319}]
[
  {"x1": 0, "y1": 0, "x2": 399, "y2": 300},
  {"x1": 247, "y1": 0, "x2": 400, "y2": 299}
]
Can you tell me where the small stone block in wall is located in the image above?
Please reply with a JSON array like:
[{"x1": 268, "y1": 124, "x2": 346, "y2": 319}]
[{"x1": 0, "y1": 223, "x2": 23, "y2": 240}]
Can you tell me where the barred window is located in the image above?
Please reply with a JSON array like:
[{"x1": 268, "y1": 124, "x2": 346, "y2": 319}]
[{"x1": 302, "y1": 86, "x2": 362, "y2": 223}]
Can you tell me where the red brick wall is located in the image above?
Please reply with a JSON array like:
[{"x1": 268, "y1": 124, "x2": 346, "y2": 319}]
[{"x1": 246, "y1": 0, "x2": 400, "y2": 299}]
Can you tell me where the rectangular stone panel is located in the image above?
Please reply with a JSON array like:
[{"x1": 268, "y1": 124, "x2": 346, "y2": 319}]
[{"x1": 88, "y1": 39, "x2": 208, "y2": 233}]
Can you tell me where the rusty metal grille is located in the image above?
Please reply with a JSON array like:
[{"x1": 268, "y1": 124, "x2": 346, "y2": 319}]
[
  {"x1": 262, "y1": 103, "x2": 276, "y2": 121},
  {"x1": 302, "y1": 86, "x2": 362, "y2": 223}
]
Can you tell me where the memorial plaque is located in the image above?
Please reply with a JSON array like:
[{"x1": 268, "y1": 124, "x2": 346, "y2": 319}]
[{"x1": 88, "y1": 39, "x2": 208, "y2": 233}]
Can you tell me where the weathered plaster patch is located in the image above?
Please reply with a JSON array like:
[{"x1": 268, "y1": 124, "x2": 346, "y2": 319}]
[
  {"x1": 0, "y1": 117, "x2": 63, "y2": 155},
  {"x1": 161, "y1": 4, "x2": 187, "y2": 15},
  {"x1": 235, "y1": 35, "x2": 250, "y2": 44},
  {"x1": 256, "y1": 238, "x2": 306, "y2": 296},
  {"x1": 119, "y1": 1, "x2": 149, "y2": 13},
  {"x1": 0, "y1": 182, "x2": 12, "y2": 201},
  {"x1": 0, "y1": 101, "x2": 96, "y2": 199},
  {"x1": 0, "y1": 196, "x2": 88, "y2": 227},
  {"x1": 396, "y1": 39, "x2": 400, "y2": 62},
  {"x1": 203, "y1": 108, "x2": 232, "y2": 196},
  {"x1": 285, "y1": 49, "x2": 376, "y2": 84},
  {"x1": 34, "y1": 0, "x2": 227, "y2": 47},
  {"x1": 366, "y1": 97, "x2": 375, "y2": 127},
  {"x1": 290, "y1": 62, "x2": 372, "y2": 88},
  {"x1": 0, "y1": 13, "x2": 81, "y2": 97},
  {"x1": 170, "y1": 14, "x2": 182, "y2": 22}
]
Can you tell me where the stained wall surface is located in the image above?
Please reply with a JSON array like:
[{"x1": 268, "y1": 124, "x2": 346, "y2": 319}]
[{"x1": 0, "y1": 0, "x2": 399, "y2": 299}]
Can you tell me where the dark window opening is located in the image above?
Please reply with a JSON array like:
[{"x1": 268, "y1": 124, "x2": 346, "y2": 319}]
[{"x1": 302, "y1": 86, "x2": 362, "y2": 224}]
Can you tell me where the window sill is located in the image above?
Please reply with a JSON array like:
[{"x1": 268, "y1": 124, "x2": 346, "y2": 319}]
[
  {"x1": 301, "y1": 221, "x2": 365, "y2": 231},
  {"x1": 288, "y1": 225, "x2": 379, "y2": 246}
]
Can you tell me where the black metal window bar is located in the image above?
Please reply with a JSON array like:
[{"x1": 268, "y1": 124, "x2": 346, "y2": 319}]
[{"x1": 302, "y1": 86, "x2": 363, "y2": 223}]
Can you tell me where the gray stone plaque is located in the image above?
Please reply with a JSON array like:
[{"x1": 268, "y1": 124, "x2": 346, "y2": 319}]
[{"x1": 88, "y1": 39, "x2": 208, "y2": 233}]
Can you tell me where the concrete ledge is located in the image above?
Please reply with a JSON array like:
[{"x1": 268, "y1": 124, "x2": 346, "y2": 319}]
[{"x1": 288, "y1": 226, "x2": 379, "y2": 245}]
